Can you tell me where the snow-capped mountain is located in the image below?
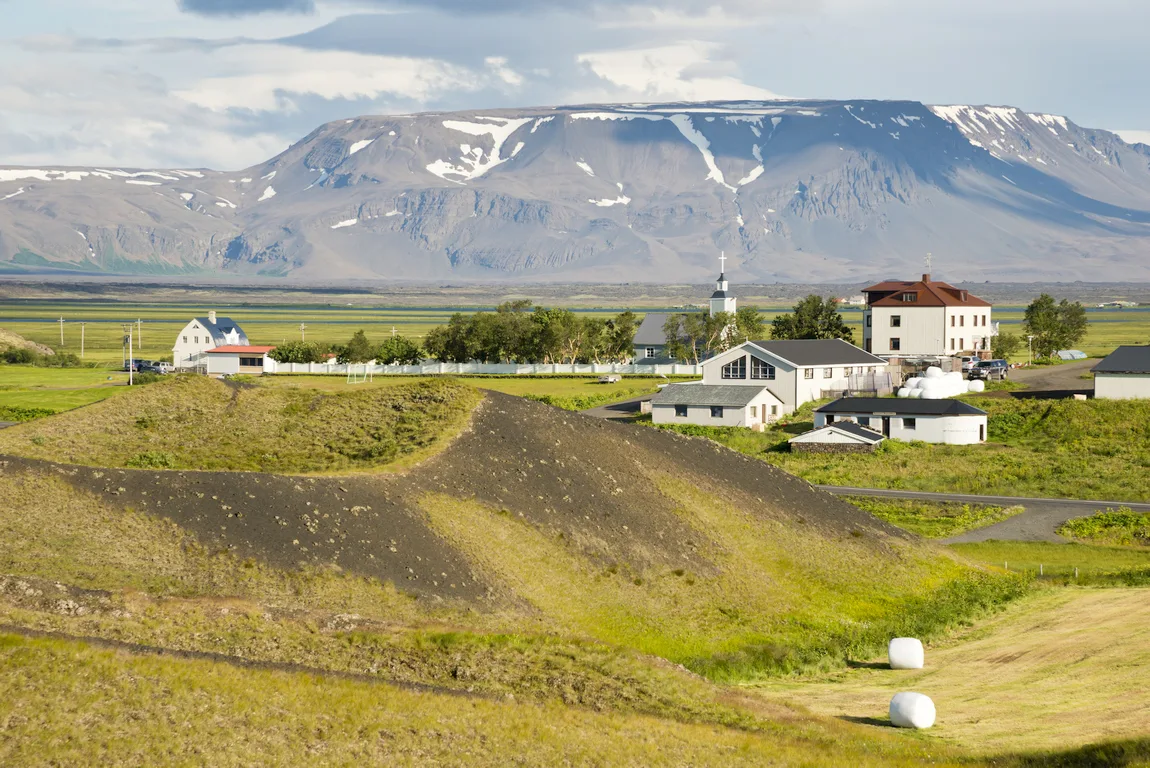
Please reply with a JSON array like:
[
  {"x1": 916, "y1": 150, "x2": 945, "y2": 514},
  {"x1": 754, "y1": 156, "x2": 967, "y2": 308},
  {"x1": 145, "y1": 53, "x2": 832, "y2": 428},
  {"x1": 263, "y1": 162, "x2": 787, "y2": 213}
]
[{"x1": 3, "y1": 99, "x2": 1150, "y2": 281}]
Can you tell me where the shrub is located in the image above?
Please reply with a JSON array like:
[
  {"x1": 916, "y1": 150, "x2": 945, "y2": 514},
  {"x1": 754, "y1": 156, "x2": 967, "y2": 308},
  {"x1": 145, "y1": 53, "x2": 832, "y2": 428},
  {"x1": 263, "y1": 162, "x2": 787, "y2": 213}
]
[
  {"x1": 1058, "y1": 507, "x2": 1150, "y2": 547},
  {"x1": 126, "y1": 451, "x2": 177, "y2": 469},
  {"x1": 0, "y1": 406, "x2": 57, "y2": 422}
]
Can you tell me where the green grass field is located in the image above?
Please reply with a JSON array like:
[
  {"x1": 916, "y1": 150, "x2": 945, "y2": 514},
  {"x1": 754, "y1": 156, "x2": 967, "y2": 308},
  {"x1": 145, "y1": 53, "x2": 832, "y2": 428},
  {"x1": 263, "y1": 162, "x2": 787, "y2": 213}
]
[
  {"x1": 950, "y1": 540, "x2": 1150, "y2": 578},
  {"x1": 0, "y1": 365, "x2": 132, "y2": 415},
  {"x1": 4, "y1": 299, "x2": 1147, "y2": 365},
  {"x1": 845, "y1": 497, "x2": 1025, "y2": 539}
]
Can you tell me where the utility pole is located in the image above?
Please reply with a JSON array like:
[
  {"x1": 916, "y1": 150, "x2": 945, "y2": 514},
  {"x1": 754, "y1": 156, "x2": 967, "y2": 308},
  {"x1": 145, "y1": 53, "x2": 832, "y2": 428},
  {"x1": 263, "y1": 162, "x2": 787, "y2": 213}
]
[
  {"x1": 122, "y1": 324, "x2": 134, "y2": 385},
  {"x1": 79, "y1": 322, "x2": 86, "y2": 359},
  {"x1": 58, "y1": 316, "x2": 65, "y2": 347},
  {"x1": 391, "y1": 326, "x2": 398, "y2": 337},
  {"x1": 1027, "y1": 334, "x2": 1034, "y2": 366},
  {"x1": 137, "y1": 319, "x2": 143, "y2": 352},
  {"x1": 300, "y1": 323, "x2": 307, "y2": 342}
]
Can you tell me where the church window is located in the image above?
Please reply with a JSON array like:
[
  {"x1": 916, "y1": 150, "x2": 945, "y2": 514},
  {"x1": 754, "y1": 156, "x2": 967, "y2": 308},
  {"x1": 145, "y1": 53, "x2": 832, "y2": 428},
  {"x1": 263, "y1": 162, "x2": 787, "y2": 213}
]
[
  {"x1": 183, "y1": 336, "x2": 187, "y2": 344},
  {"x1": 750, "y1": 358, "x2": 774, "y2": 380},
  {"x1": 722, "y1": 357, "x2": 746, "y2": 379}
]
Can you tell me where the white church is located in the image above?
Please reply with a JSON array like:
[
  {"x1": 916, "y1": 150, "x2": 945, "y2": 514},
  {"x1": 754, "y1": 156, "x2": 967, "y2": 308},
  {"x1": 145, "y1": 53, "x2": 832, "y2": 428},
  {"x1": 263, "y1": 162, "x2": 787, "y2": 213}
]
[{"x1": 633, "y1": 255, "x2": 737, "y2": 363}]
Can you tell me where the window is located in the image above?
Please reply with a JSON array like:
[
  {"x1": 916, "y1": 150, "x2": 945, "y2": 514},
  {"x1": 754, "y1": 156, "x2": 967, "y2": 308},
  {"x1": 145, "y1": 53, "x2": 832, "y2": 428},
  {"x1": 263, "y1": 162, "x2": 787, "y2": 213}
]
[
  {"x1": 865, "y1": 315, "x2": 872, "y2": 328},
  {"x1": 645, "y1": 347, "x2": 656, "y2": 359},
  {"x1": 710, "y1": 406, "x2": 724, "y2": 419},
  {"x1": 960, "y1": 338, "x2": 964, "y2": 350},
  {"x1": 864, "y1": 339, "x2": 872, "y2": 352},
  {"x1": 750, "y1": 406, "x2": 758, "y2": 418},
  {"x1": 903, "y1": 417, "x2": 917, "y2": 430},
  {"x1": 182, "y1": 336, "x2": 187, "y2": 344},
  {"x1": 891, "y1": 315, "x2": 901, "y2": 328},
  {"x1": 771, "y1": 405, "x2": 778, "y2": 417},
  {"x1": 950, "y1": 338, "x2": 955, "y2": 351},
  {"x1": 858, "y1": 416, "x2": 871, "y2": 427},
  {"x1": 823, "y1": 367, "x2": 833, "y2": 378},
  {"x1": 982, "y1": 314, "x2": 987, "y2": 326},
  {"x1": 901, "y1": 293, "x2": 917, "y2": 302},
  {"x1": 890, "y1": 338, "x2": 901, "y2": 351},
  {"x1": 950, "y1": 316, "x2": 955, "y2": 327},
  {"x1": 239, "y1": 357, "x2": 263, "y2": 367},
  {"x1": 194, "y1": 336, "x2": 199, "y2": 344},
  {"x1": 960, "y1": 315, "x2": 965, "y2": 327},
  {"x1": 750, "y1": 358, "x2": 775, "y2": 380},
  {"x1": 674, "y1": 405, "x2": 688, "y2": 418},
  {"x1": 804, "y1": 368, "x2": 814, "y2": 379},
  {"x1": 722, "y1": 356, "x2": 746, "y2": 379}
]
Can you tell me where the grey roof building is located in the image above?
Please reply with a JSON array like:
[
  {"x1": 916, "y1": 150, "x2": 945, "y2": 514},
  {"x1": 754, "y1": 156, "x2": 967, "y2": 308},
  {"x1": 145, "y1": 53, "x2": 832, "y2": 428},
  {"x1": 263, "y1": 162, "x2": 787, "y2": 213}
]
[
  {"x1": 816, "y1": 398, "x2": 987, "y2": 416},
  {"x1": 1092, "y1": 345, "x2": 1150, "y2": 374},
  {"x1": 747, "y1": 339, "x2": 888, "y2": 367},
  {"x1": 1092, "y1": 345, "x2": 1150, "y2": 400},
  {"x1": 651, "y1": 383, "x2": 769, "y2": 407}
]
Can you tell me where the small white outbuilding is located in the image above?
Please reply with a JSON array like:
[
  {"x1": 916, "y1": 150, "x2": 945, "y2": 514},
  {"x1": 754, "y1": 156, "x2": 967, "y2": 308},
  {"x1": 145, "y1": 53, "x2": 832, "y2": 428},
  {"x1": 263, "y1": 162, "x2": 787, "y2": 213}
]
[
  {"x1": 815, "y1": 397, "x2": 987, "y2": 445},
  {"x1": 1092, "y1": 346, "x2": 1150, "y2": 400},
  {"x1": 204, "y1": 345, "x2": 277, "y2": 377}
]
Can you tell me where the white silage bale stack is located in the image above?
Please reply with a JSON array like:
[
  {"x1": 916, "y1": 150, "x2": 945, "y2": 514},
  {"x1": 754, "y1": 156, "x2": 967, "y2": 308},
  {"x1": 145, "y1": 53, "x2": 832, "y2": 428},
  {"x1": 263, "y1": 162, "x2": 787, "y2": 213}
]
[
  {"x1": 968, "y1": 380, "x2": 986, "y2": 393},
  {"x1": 909, "y1": 388, "x2": 924, "y2": 399},
  {"x1": 925, "y1": 366, "x2": 944, "y2": 379},
  {"x1": 897, "y1": 387, "x2": 911, "y2": 398},
  {"x1": 888, "y1": 638, "x2": 925, "y2": 669},
  {"x1": 905, "y1": 377, "x2": 923, "y2": 389},
  {"x1": 889, "y1": 692, "x2": 936, "y2": 729}
]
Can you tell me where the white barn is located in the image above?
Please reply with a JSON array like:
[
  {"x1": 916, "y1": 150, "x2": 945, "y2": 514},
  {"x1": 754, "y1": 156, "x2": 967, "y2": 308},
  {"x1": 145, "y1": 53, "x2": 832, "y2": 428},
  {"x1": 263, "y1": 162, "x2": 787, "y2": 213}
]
[
  {"x1": 814, "y1": 398, "x2": 987, "y2": 445},
  {"x1": 1092, "y1": 346, "x2": 1150, "y2": 400},
  {"x1": 204, "y1": 346, "x2": 277, "y2": 376},
  {"x1": 173, "y1": 311, "x2": 249, "y2": 370}
]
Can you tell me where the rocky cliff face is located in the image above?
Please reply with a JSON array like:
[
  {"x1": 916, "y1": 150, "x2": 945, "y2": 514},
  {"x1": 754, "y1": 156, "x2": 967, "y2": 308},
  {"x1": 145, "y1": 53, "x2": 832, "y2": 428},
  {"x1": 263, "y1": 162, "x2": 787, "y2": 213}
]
[{"x1": 3, "y1": 100, "x2": 1150, "y2": 282}]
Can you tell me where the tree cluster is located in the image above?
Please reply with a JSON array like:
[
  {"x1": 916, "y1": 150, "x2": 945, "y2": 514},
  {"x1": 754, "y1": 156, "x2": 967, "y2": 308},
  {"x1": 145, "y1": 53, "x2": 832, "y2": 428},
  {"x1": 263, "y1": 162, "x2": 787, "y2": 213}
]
[
  {"x1": 267, "y1": 331, "x2": 423, "y2": 366},
  {"x1": 770, "y1": 295, "x2": 855, "y2": 343},
  {"x1": 422, "y1": 301, "x2": 639, "y2": 363},
  {"x1": 1022, "y1": 294, "x2": 1088, "y2": 359}
]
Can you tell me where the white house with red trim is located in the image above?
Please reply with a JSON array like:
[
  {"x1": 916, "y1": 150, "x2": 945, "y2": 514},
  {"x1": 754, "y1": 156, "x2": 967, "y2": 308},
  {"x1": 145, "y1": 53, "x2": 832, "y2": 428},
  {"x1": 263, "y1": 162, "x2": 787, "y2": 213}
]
[{"x1": 204, "y1": 345, "x2": 277, "y2": 376}]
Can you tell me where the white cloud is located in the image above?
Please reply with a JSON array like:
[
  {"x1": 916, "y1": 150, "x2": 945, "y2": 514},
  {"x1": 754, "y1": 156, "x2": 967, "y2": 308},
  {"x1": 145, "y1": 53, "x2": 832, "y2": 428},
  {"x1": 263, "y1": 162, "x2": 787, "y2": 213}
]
[
  {"x1": 175, "y1": 44, "x2": 482, "y2": 112},
  {"x1": 1113, "y1": 129, "x2": 1150, "y2": 147},
  {"x1": 576, "y1": 42, "x2": 779, "y2": 101}
]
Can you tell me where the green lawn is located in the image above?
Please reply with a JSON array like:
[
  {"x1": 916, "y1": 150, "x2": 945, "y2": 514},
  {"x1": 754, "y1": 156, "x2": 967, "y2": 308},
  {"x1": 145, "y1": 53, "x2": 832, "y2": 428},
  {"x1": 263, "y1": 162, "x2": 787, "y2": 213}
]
[
  {"x1": 0, "y1": 366, "x2": 128, "y2": 387},
  {"x1": 949, "y1": 540, "x2": 1150, "y2": 578},
  {"x1": 845, "y1": 497, "x2": 1025, "y2": 539}
]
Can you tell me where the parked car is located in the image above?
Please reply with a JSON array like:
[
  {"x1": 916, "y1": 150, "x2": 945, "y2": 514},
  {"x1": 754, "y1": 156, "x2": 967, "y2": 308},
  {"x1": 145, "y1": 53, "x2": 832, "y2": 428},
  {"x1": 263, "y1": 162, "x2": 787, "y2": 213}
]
[
  {"x1": 959, "y1": 356, "x2": 979, "y2": 373},
  {"x1": 598, "y1": 375, "x2": 622, "y2": 384},
  {"x1": 969, "y1": 359, "x2": 1009, "y2": 381},
  {"x1": 137, "y1": 363, "x2": 167, "y2": 374},
  {"x1": 124, "y1": 358, "x2": 149, "y2": 372}
]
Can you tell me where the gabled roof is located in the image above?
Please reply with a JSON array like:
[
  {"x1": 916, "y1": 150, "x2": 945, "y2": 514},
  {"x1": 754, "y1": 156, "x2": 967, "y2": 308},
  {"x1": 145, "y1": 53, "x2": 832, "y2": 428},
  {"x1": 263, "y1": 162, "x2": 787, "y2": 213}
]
[
  {"x1": 789, "y1": 423, "x2": 886, "y2": 444},
  {"x1": 817, "y1": 397, "x2": 986, "y2": 416},
  {"x1": 1092, "y1": 345, "x2": 1150, "y2": 374},
  {"x1": 651, "y1": 383, "x2": 778, "y2": 407},
  {"x1": 633, "y1": 312, "x2": 672, "y2": 346},
  {"x1": 192, "y1": 316, "x2": 250, "y2": 344},
  {"x1": 740, "y1": 339, "x2": 887, "y2": 367},
  {"x1": 863, "y1": 275, "x2": 990, "y2": 308},
  {"x1": 205, "y1": 345, "x2": 276, "y2": 354}
]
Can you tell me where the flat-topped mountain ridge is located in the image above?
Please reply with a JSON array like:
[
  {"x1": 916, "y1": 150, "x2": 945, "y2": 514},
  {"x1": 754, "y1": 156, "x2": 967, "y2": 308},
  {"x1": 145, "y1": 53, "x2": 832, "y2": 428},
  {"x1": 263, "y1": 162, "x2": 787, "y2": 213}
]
[{"x1": 3, "y1": 99, "x2": 1149, "y2": 281}]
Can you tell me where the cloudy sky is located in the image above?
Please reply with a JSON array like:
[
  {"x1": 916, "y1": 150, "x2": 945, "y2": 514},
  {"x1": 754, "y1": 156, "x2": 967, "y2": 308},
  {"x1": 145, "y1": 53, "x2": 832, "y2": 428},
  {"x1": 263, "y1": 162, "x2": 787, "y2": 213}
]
[{"x1": 3, "y1": 0, "x2": 1149, "y2": 170}]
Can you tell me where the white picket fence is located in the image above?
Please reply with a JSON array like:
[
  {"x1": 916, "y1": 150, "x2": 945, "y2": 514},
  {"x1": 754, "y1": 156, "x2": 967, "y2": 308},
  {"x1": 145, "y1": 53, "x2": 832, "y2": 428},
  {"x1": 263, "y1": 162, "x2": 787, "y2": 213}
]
[{"x1": 272, "y1": 361, "x2": 701, "y2": 376}]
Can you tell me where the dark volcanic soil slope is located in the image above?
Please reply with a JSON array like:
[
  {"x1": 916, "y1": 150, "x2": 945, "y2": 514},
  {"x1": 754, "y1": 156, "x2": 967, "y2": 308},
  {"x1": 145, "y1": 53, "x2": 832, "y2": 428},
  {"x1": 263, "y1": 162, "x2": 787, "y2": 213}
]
[{"x1": 0, "y1": 392, "x2": 911, "y2": 601}]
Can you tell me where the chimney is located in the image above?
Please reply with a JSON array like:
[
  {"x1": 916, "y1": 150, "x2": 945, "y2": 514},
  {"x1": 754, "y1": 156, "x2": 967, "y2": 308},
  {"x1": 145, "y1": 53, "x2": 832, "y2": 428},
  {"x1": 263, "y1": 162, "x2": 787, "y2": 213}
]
[
  {"x1": 922, "y1": 273, "x2": 931, "y2": 284},
  {"x1": 208, "y1": 310, "x2": 217, "y2": 324}
]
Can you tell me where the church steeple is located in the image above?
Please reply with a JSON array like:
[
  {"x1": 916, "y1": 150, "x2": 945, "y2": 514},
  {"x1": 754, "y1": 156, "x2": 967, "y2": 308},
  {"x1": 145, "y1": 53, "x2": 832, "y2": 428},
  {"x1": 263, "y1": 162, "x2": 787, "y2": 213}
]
[{"x1": 709, "y1": 251, "x2": 737, "y2": 316}]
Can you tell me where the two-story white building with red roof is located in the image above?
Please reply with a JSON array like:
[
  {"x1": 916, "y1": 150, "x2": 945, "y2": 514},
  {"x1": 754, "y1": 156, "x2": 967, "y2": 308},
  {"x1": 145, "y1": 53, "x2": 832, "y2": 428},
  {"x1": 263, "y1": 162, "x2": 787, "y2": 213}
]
[{"x1": 861, "y1": 274, "x2": 996, "y2": 358}]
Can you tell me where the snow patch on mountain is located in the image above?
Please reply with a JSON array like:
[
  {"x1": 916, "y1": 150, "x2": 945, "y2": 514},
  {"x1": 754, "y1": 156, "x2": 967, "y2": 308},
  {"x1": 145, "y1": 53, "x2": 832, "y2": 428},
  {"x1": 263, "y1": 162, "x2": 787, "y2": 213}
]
[
  {"x1": 349, "y1": 139, "x2": 374, "y2": 155},
  {"x1": 425, "y1": 117, "x2": 531, "y2": 182},
  {"x1": 331, "y1": 218, "x2": 357, "y2": 229},
  {"x1": 258, "y1": 186, "x2": 276, "y2": 202},
  {"x1": 668, "y1": 114, "x2": 736, "y2": 192}
]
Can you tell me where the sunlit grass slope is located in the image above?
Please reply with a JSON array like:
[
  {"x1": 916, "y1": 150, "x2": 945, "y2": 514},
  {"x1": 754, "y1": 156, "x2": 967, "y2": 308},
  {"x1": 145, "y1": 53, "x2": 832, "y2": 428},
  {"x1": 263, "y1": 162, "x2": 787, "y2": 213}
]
[{"x1": 0, "y1": 374, "x2": 480, "y2": 473}]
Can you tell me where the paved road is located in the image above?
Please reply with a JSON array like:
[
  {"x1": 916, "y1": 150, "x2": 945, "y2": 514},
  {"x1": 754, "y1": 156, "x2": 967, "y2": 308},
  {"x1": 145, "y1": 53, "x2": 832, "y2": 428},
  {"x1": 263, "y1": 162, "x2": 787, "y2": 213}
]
[
  {"x1": 817, "y1": 486, "x2": 1150, "y2": 543},
  {"x1": 1006, "y1": 358, "x2": 1095, "y2": 396}
]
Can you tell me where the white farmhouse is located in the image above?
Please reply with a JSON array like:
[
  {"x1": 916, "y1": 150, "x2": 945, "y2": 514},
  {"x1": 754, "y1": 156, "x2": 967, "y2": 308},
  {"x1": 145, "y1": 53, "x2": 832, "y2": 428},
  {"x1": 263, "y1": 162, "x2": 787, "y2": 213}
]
[
  {"x1": 204, "y1": 345, "x2": 277, "y2": 376},
  {"x1": 649, "y1": 338, "x2": 889, "y2": 428},
  {"x1": 172, "y1": 311, "x2": 249, "y2": 370},
  {"x1": 861, "y1": 274, "x2": 995, "y2": 358},
  {"x1": 1092, "y1": 346, "x2": 1150, "y2": 399},
  {"x1": 814, "y1": 398, "x2": 988, "y2": 445}
]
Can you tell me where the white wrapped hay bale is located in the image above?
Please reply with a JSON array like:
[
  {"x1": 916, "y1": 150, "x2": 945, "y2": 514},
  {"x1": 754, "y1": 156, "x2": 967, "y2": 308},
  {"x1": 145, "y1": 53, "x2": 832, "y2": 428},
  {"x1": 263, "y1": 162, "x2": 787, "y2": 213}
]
[
  {"x1": 888, "y1": 638, "x2": 925, "y2": 669},
  {"x1": 909, "y1": 388, "x2": 924, "y2": 399},
  {"x1": 905, "y1": 377, "x2": 923, "y2": 389},
  {"x1": 968, "y1": 380, "x2": 986, "y2": 393},
  {"x1": 897, "y1": 387, "x2": 911, "y2": 398},
  {"x1": 889, "y1": 692, "x2": 936, "y2": 729},
  {"x1": 924, "y1": 366, "x2": 944, "y2": 379}
]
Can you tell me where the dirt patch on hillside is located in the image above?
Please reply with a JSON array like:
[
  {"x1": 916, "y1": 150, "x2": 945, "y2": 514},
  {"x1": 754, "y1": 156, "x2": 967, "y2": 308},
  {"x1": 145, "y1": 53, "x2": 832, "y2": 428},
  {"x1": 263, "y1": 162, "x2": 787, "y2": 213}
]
[
  {"x1": 0, "y1": 327, "x2": 54, "y2": 355},
  {"x1": 0, "y1": 392, "x2": 913, "y2": 602}
]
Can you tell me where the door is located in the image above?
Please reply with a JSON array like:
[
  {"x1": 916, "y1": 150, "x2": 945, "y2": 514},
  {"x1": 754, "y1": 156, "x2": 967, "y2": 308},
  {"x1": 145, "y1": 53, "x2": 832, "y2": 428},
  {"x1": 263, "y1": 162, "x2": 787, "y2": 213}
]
[
  {"x1": 980, "y1": 424, "x2": 985, "y2": 442},
  {"x1": 882, "y1": 416, "x2": 891, "y2": 437}
]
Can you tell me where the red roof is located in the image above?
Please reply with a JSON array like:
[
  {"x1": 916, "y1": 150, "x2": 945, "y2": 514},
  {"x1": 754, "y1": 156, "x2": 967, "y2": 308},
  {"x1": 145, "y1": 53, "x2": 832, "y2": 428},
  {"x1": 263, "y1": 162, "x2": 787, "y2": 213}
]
[
  {"x1": 864, "y1": 274, "x2": 990, "y2": 308},
  {"x1": 205, "y1": 345, "x2": 276, "y2": 354}
]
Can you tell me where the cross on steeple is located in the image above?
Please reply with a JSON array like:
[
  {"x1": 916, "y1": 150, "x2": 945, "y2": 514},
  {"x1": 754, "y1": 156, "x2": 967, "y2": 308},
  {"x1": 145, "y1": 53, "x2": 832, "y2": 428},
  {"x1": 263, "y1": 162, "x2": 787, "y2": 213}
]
[{"x1": 719, "y1": 251, "x2": 727, "y2": 274}]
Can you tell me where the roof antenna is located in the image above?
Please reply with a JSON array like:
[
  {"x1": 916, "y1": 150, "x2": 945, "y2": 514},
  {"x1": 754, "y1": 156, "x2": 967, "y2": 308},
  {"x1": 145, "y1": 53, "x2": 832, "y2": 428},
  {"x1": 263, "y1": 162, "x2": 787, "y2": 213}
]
[{"x1": 925, "y1": 252, "x2": 932, "y2": 272}]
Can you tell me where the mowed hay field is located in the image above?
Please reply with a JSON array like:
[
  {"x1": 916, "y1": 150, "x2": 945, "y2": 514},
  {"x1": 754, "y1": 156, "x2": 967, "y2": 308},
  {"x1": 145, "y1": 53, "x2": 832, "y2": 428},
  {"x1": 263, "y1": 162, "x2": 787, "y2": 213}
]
[
  {"x1": 0, "y1": 375, "x2": 480, "y2": 473},
  {"x1": 751, "y1": 588, "x2": 1150, "y2": 754}
]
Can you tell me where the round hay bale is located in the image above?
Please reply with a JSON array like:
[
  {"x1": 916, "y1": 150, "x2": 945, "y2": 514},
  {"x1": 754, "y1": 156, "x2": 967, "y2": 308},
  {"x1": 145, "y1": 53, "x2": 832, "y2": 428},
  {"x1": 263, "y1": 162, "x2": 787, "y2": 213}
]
[
  {"x1": 968, "y1": 380, "x2": 986, "y2": 393},
  {"x1": 905, "y1": 377, "x2": 923, "y2": 389},
  {"x1": 924, "y1": 366, "x2": 944, "y2": 379},
  {"x1": 888, "y1": 637, "x2": 924, "y2": 669},
  {"x1": 889, "y1": 692, "x2": 935, "y2": 729},
  {"x1": 909, "y1": 388, "x2": 924, "y2": 399},
  {"x1": 897, "y1": 387, "x2": 911, "y2": 398}
]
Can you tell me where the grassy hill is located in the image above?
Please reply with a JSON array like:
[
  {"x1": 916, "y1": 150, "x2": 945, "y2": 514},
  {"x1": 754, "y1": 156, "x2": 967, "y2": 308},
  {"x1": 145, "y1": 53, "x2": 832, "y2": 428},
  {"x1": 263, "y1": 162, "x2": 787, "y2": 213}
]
[{"x1": 0, "y1": 374, "x2": 480, "y2": 473}]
